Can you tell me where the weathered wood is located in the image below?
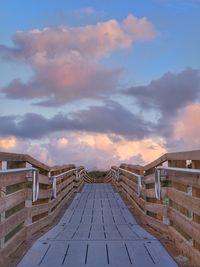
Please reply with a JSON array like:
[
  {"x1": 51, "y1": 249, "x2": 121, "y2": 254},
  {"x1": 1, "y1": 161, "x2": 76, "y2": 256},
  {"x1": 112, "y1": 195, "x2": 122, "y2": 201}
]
[
  {"x1": 145, "y1": 202, "x2": 165, "y2": 217},
  {"x1": 27, "y1": 188, "x2": 51, "y2": 199},
  {"x1": 144, "y1": 174, "x2": 155, "y2": 184},
  {"x1": 56, "y1": 175, "x2": 74, "y2": 194},
  {"x1": 1, "y1": 150, "x2": 200, "y2": 267},
  {"x1": 27, "y1": 216, "x2": 49, "y2": 237},
  {"x1": 146, "y1": 213, "x2": 168, "y2": 233},
  {"x1": 39, "y1": 173, "x2": 50, "y2": 184},
  {"x1": 28, "y1": 203, "x2": 49, "y2": 218},
  {"x1": 0, "y1": 172, "x2": 27, "y2": 187},
  {"x1": 168, "y1": 160, "x2": 186, "y2": 168},
  {"x1": 0, "y1": 189, "x2": 27, "y2": 213},
  {"x1": 168, "y1": 187, "x2": 200, "y2": 216},
  {"x1": 167, "y1": 172, "x2": 200, "y2": 187},
  {"x1": 168, "y1": 226, "x2": 200, "y2": 267},
  {"x1": 120, "y1": 180, "x2": 145, "y2": 210},
  {"x1": 0, "y1": 209, "x2": 26, "y2": 239},
  {"x1": 168, "y1": 207, "x2": 200, "y2": 244},
  {"x1": 144, "y1": 150, "x2": 200, "y2": 171},
  {"x1": 0, "y1": 228, "x2": 26, "y2": 264}
]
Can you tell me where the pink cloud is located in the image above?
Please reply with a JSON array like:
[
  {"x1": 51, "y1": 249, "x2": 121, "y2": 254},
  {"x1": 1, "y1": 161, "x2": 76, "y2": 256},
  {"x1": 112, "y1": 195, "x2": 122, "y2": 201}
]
[
  {"x1": 13, "y1": 14, "x2": 155, "y2": 60},
  {"x1": 174, "y1": 103, "x2": 200, "y2": 143},
  {"x1": 1, "y1": 15, "x2": 156, "y2": 106}
]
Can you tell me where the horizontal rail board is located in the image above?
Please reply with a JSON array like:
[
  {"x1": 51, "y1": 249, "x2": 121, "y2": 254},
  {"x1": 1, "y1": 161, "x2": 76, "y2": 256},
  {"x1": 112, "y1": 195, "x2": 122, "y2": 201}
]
[
  {"x1": 145, "y1": 202, "x2": 165, "y2": 216},
  {"x1": 0, "y1": 189, "x2": 27, "y2": 213},
  {"x1": 0, "y1": 209, "x2": 26, "y2": 239},
  {"x1": 0, "y1": 173, "x2": 27, "y2": 187},
  {"x1": 167, "y1": 173, "x2": 200, "y2": 187},
  {"x1": 168, "y1": 188, "x2": 200, "y2": 216},
  {"x1": 168, "y1": 207, "x2": 200, "y2": 244}
]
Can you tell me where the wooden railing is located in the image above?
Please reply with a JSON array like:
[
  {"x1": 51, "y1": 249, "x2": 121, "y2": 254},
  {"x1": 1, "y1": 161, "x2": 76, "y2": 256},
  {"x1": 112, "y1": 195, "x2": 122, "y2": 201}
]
[
  {"x1": 0, "y1": 152, "x2": 91, "y2": 266},
  {"x1": 108, "y1": 150, "x2": 200, "y2": 267}
]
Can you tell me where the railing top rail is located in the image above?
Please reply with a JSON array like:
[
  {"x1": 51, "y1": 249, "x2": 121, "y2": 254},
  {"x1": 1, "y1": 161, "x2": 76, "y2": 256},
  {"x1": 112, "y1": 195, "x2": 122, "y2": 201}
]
[
  {"x1": 111, "y1": 167, "x2": 143, "y2": 196},
  {"x1": 119, "y1": 167, "x2": 142, "y2": 178},
  {"x1": 156, "y1": 166, "x2": 200, "y2": 175},
  {"x1": 51, "y1": 164, "x2": 76, "y2": 172},
  {"x1": 0, "y1": 167, "x2": 37, "y2": 174},
  {"x1": 154, "y1": 165, "x2": 200, "y2": 200},
  {"x1": 144, "y1": 149, "x2": 200, "y2": 171},
  {"x1": 120, "y1": 163, "x2": 143, "y2": 171},
  {"x1": 51, "y1": 167, "x2": 85, "y2": 198},
  {"x1": 51, "y1": 168, "x2": 77, "y2": 179},
  {"x1": 0, "y1": 151, "x2": 76, "y2": 173}
]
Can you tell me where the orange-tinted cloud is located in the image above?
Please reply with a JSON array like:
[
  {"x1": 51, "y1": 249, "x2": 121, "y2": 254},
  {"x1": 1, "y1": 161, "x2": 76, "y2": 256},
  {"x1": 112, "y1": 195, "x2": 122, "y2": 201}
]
[
  {"x1": 0, "y1": 137, "x2": 16, "y2": 149},
  {"x1": 174, "y1": 103, "x2": 200, "y2": 143},
  {"x1": 1, "y1": 132, "x2": 166, "y2": 170}
]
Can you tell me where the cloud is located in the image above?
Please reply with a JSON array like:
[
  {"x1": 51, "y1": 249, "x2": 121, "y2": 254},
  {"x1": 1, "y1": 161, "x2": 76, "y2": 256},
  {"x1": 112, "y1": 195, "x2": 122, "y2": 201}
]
[
  {"x1": 2, "y1": 64, "x2": 122, "y2": 106},
  {"x1": 0, "y1": 137, "x2": 16, "y2": 149},
  {"x1": 1, "y1": 132, "x2": 166, "y2": 170},
  {"x1": 125, "y1": 68, "x2": 200, "y2": 137},
  {"x1": 0, "y1": 102, "x2": 153, "y2": 139},
  {"x1": 125, "y1": 68, "x2": 200, "y2": 116},
  {"x1": 0, "y1": 15, "x2": 156, "y2": 106},
  {"x1": 174, "y1": 103, "x2": 200, "y2": 143}
]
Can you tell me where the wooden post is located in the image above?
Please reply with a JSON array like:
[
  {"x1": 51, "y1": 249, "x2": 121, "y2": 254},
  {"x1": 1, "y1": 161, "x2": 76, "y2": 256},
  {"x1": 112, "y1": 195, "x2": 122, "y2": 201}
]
[
  {"x1": 0, "y1": 161, "x2": 7, "y2": 248},
  {"x1": 191, "y1": 160, "x2": 200, "y2": 250},
  {"x1": 25, "y1": 162, "x2": 33, "y2": 241}
]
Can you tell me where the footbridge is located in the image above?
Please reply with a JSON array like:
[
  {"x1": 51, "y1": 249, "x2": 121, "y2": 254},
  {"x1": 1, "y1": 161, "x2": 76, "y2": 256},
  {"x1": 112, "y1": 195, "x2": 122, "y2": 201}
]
[{"x1": 0, "y1": 151, "x2": 200, "y2": 266}]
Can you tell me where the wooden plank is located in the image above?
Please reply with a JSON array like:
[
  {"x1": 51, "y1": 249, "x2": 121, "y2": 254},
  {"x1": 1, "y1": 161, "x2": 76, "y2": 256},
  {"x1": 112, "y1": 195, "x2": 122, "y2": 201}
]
[
  {"x1": 0, "y1": 172, "x2": 26, "y2": 187},
  {"x1": 28, "y1": 203, "x2": 49, "y2": 217},
  {"x1": 27, "y1": 216, "x2": 49, "y2": 236},
  {"x1": 144, "y1": 150, "x2": 200, "y2": 171},
  {"x1": 39, "y1": 173, "x2": 50, "y2": 184},
  {"x1": 168, "y1": 226, "x2": 200, "y2": 267},
  {"x1": 49, "y1": 191, "x2": 74, "y2": 223},
  {"x1": 120, "y1": 181, "x2": 145, "y2": 210},
  {"x1": 168, "y1": 160, "x2": 186, "y2": 168},
  {"x1": 27, "y1": 188, "x2": 51, "y2": 199},
  {"x1": 0, "y1": 209, "x2": 26, "y2": 238},
  {"x1": 168, "y1": 188, "x2": 200, "y2": 216},
  {"x1": 146, "y1": 214, "x2": 168, "y2": 234},
  {"x1": 192, "y1": 160, "x2": 200, "y2": 169},
  {"x1": 144, "y1": 174, "x2": 155, "y2": 184},
  {"x1": 121, "y1": 174, "x2": 138, "y2": 192},
  {"x1": 145, "y1": 203, "x2": 165, "y2": 217},
  {"x1": 0, "y1": 189, "x2": 27, "y2": 213},
  {"x1": 56, "y1": 176, "x2": 74, "y2": 193},
  {"x1": 168, "y1": 207, "x2": 200, "y2": 243},
  {"x1": 0, "y1": 228, "x2": 26, "y2": 264},
  {"x1": 145, "y1": 188, "x2": 167, "y2": 199},
  {"x1": 167, "y1": 173, "x2": 200, "y2": 188},
  {"x1": 50, "y1": 184, "x2": 75, "y2": 212}
]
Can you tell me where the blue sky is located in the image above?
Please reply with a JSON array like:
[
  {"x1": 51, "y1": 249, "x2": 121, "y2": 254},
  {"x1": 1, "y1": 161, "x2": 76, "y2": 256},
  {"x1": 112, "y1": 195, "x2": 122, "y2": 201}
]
[{"x1": 0, "y1": 0, "x2": 200, "y2": 169}]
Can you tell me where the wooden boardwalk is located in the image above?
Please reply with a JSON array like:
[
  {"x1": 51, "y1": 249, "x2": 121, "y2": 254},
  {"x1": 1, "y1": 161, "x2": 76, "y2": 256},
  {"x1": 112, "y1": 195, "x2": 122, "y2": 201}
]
[{"x1": 17, "y1": 184, "x2": 178, "y2": 267}]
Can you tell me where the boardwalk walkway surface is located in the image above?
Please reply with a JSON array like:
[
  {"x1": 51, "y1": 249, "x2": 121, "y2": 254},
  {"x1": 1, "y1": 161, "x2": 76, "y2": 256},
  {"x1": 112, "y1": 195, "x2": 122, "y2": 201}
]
[{"x1": 17, "y1": 184, "x2": 178, "y2": 267}]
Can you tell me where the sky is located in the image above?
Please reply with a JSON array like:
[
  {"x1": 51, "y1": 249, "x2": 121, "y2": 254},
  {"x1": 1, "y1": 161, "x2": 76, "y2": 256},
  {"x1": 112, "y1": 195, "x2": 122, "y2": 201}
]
[{"x1": 0, "y1": 0, "x2": 200, "y2": 170}]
